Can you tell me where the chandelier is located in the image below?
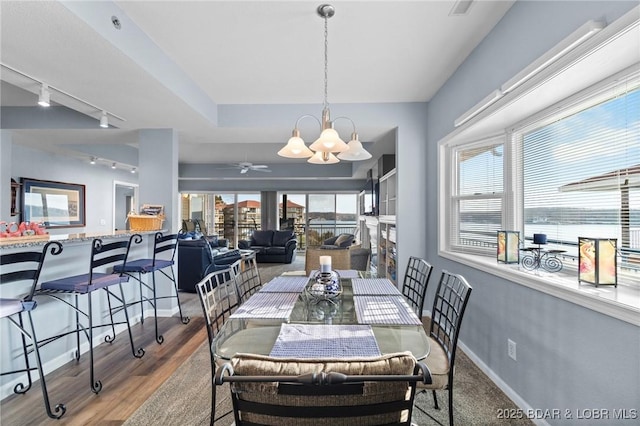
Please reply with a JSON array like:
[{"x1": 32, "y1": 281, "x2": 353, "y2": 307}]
[{"x1": 277, "y1": 4, "x2": 371, "y2": 164}]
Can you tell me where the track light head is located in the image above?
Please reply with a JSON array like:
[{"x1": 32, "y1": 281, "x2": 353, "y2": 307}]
[
  {"x1": 38, "y1": 83, "x2": 50, "y2": 107},
  {"x1": 100, "y1": 111, "x2": 109, "y2": 128}
]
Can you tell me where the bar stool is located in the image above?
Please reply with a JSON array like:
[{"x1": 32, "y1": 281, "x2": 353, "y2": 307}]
[
  {"x1": 36, "y1": 235, "x2": 144, "y2": 394},
  {"x1": 113, "y1": 232, "x2": 189, "y2": 344},
  {"x1": 0, "y1": 241, "x2": 65, "y2": 419}
]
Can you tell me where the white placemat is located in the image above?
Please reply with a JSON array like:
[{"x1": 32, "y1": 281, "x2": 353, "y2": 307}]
[
  {"x1": 229, "y1": 292, "x2": 299, "y2": 319},
  {"x1": 354, "y1": 295, "x2": 422, "y2": 325},
  {"x1": 260, "y1": 276, "x2": 309, "y2": 293},
  {"x1": 308, "y1": 269, "x2": 360, "y2": 278},
  {"x1": 352, "y1": 278, "x2": 402, "y2": 295},
  {"x1": 269, "y1": 323, "x2": 381, "y2": 358}
]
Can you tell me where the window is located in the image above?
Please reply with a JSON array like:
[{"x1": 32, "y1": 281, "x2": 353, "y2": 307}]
[
  {"x1": 449, "y1": 140, "x2": 505, "y2": 255},
  {"x1": 520, "y1": 84, "x2": 640, "y2": 258},
  {"x1": 443, "y1": 73, "x2": 640, "y2": 292}
]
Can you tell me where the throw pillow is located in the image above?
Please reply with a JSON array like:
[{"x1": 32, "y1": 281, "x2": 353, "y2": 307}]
[
  {"x1": 334, "y1": 233, "x2": 354, "y2": 248},
  {"x1": 272, "y1": 230, "x2": 294, "y2": 246},
  {"x1": 207, "y1": 235, "x2": 219, "y2": 247}
]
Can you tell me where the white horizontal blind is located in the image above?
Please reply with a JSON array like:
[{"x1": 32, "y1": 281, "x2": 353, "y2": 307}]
[
  {"x1": 451, "y1": 141, "x2": 504, "y2": 253},
  {"x1": 520, "y1": 81, "x2": 640, "y2": 255}
]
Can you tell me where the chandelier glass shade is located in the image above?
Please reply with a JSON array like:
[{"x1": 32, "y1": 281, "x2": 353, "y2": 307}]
[{"x1": 277, "y1": 4, "x2": 371, "y2": 164}]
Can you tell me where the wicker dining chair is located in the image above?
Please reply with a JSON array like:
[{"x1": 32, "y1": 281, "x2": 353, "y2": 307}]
[
  {"x1": 305, "y1": 248, "x2": 351, "y2": 276},
  {"x1": 195, "y1": 267, "x2": 240, "y2": 425},
  {"x1": 415, "y1": 270, "x2": 473, "y2": 426},
  {"x1": 215, "y1": 352, "x2": 432, "y2": 426}
]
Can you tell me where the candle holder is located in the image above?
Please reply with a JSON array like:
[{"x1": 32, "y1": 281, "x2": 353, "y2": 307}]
[
  {"x1": 578, "y1": 237, "x2": 617, "y2": 287},
  {"x1": 497, "y1": 231, "x2": 520, "y2": 264}
]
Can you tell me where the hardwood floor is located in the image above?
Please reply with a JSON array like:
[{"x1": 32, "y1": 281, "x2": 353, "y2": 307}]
[{"x1": 0, "y1": 315, "x2": 206, "y2": 426}]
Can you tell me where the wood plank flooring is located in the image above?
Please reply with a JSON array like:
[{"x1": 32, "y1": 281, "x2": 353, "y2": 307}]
[{"x1": 0, "y1": 315, "x2": 206, "y2": 426}]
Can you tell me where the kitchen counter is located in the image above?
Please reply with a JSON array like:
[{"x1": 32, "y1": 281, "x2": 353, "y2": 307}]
[{"x1": 0, "y1": 229, "x2": 168, "y2": 249}]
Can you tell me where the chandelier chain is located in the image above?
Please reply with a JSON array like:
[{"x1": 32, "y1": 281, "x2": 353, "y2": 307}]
[{"x1": 323, "y1": 13, "x2": 329, "y2": 109}]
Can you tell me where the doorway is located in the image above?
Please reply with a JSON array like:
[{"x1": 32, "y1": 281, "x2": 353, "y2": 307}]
[{"x1": 113, "y1": 180, "x2": 138, "y2": 231}]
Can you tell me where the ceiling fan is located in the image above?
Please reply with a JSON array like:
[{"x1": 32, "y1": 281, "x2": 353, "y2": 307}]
[{"x1": 228, "y1": 162, "x2": 272, "y2": 174}]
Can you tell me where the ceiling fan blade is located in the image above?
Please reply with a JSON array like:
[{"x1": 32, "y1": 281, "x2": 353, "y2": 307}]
[
  {"x1": 251, "y1": 165, "x2": 269, "y2": 169},
  {"x1": 253, "y1": 168, "x2": 272, "y2": 173}
]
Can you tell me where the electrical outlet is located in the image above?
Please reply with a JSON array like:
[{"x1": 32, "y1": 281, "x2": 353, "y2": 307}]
[{"x1": 508, "y1": 339, "x2": 517, "y2": 361}]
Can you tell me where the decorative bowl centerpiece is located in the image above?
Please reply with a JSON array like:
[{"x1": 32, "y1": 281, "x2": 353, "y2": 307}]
[{"x1": 306, "y1": 255, "x2": 342, "y2": 302}]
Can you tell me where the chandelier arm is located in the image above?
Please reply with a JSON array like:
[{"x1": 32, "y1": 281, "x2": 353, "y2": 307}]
[
  {"x1": 331, "y1": 116, "x2": 357, "y2": 134},
  {"x1": 294, "y1": 114, "x2": 322, "y2": 130}
]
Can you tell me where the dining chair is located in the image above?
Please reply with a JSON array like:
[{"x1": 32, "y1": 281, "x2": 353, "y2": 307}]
[
  {"x1": 113, "y1": 232, "x2": 189, "y2": 344},
  {"x1": 231, "y1": 253, "x2": 262, "y2": 305},
  {"x1": 214, "y1": 352, "x2": 432, "y2": 426},
  {"x1": 36, "y1": 235, "x2": 145, "y2": 394},
  {"x1": 401, "y1": 256, "x2": 433, "y2": 318},
  {"x1": 0, "y1": 241, "x2": 66, "y2": 419},
  {"x1": 305, "y1": 247, "x2": 351, "y2": 275},
  {"x1": 195, "y1": 267, "x2": 240, "y2": 425},
  {"x1": 415, "y1": 270, "x2": 473, "y2": 426}
]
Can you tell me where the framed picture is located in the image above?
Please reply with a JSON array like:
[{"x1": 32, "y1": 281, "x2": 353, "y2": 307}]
[{"x1": 21, "y1": 178, "x2": 86, "y2": 228}]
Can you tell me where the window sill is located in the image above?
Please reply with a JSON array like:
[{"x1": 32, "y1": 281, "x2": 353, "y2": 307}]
[{"x1": 439, "y1": 250, "x2": 640, "y2": 326}]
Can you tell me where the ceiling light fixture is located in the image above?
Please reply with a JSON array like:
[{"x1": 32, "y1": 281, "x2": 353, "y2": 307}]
[
  {"x1": 100, "y1": 111, "x2": 109, "y2": 128},
  {"x1": 37, "y1": 83, "x2": 50, "y2": 107},
  {"x1": 0, "y1": 63, "x2": 126, "y2": 126},
  {"x1": 130, "y1": 167, "x2": 136, "y2": 174},
  {"x1": 278, "y1": 4, "x2": 371, "y2": 164},
  {"x1": 111, "y1": 162, "x2": 117, "y2": 169},
  {"x1": 90, "y1": 156, "x2": 96, "y2": 164}
]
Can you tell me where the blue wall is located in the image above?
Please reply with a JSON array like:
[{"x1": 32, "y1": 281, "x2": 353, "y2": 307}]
[{"x1": 425, "y1": 1, "x2": 639, "y2": 423}]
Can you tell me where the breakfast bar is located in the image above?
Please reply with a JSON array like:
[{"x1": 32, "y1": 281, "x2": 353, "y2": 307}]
[{"x1": 0, "y1": 230, "x2": 175, "y2": 400}]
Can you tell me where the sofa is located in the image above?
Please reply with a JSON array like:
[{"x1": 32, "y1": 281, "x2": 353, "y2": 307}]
[
  {"x1": 177, "y1": 238, "x2": 241, "y2": 292},
  {"x1": 319, "y1": 233, "x2": 356, "y2": 249},
  {"x1": 238, "y1": 230, "x2": 297, "y2": 264}
]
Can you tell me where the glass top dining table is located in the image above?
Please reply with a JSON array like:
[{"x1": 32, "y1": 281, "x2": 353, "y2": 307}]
[{"x1": 213, "y1": 272, "x2": 430, "y2": 362}]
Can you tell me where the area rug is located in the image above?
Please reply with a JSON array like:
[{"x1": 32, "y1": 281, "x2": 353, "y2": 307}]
[{"x1": 124, "y1": 338, "x2": 533, "y2": 425}]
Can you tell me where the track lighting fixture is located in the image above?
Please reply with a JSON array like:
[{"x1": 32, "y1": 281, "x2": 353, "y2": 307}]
[
  {"x1": 0, "y1": 63, "x2": 125, "y2": 126},
  {"x1": 100, "y1": 111, "x2": 109, "y2": 128},
  {"x1": 38, "y1": 83, "x2": 50, "y2": 107}
]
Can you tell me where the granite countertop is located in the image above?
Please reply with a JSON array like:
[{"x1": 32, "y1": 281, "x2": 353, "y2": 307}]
[{"x1": 0, "y1": 229, "x2": 168, "y2": 249}]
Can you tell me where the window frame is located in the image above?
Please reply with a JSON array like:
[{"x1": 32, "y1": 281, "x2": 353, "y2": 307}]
[{"x1": 438, "y1": 56, "x2": 640, "y2": 326}]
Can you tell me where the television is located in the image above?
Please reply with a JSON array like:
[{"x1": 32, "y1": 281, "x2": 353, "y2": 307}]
[{"x1": 363, "y1": 170, "x2": 378, "y2": 215}]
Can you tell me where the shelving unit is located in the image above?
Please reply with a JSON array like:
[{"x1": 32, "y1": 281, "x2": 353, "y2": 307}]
[
  {"x1": 359, "y1": 167, "x2": 397, "y2": 282},
  {"x1": 378, "y1": 219, "x2": 397, "y2": 284},
  {"x1": 378, "y1": 169, "x2": 396, "y2": 217}
]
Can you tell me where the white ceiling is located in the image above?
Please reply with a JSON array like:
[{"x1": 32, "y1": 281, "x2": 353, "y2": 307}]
[{"x1": 0, "y1": 0, "x2": 514, "y2": 180}]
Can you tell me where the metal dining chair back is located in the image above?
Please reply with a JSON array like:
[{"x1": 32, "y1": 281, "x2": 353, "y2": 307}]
[
  {"x1": 416, "y1": 270, "x2": 473, "y2": 426},
  {"x1": 401, "y1": 256, "x2": 433, "y2": 317},
  {"x1": 0, "y1": 241, "x2": 66, "y2": 419},
  {"x1": 195, "y1": 267, "x2": 240, "y2": 425},
  {"x1": 215, "y1": 352, "x2": 432, "y2": 426},
  {"x1": 231, "y1": 253, "x2": 262, "y2": 305}
]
